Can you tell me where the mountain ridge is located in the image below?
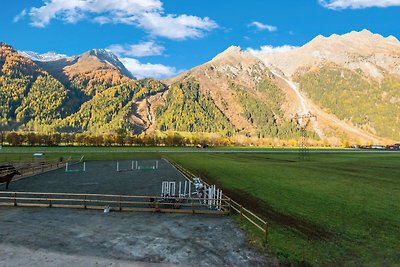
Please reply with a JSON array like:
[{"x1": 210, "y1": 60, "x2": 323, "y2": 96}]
[{"x1": 1, "y1": 29, "x2": 399, "y2": 144}]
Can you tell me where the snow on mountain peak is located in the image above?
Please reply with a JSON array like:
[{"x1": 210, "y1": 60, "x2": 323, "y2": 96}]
[{"x1": 19, "y1": 51, "x2": 70, "y2": 62}]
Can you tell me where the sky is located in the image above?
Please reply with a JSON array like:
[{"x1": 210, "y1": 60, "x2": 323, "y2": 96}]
[{"x1": 1, "y1": 0, "x2": 400, "y2": 79}]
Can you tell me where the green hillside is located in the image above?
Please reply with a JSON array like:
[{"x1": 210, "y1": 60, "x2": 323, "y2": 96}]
[
  {"x1": 296, "y1": 65, "x2": 400, "y2": 140},
  {"x1": 0, "y1": 43, "x2": 70, "y2": 130},
  {"x1": 156, "y1": 79, "x2": 234, "y2": 135},
  {"x1": 53, "y1": 79, "x2": 166, "y2": 133},
  {"x1": 232, "y1": 78, "x2": 303, "y2": 139}
]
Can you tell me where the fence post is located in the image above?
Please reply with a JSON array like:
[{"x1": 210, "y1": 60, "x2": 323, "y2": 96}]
[
  {"x1": 48, "y1": 194, "x2": 52, "y2": 208},
  {"x1": 14, "y1": 192, "x2": 17, "y2": 206},
  {"x1": 228, "y1": 198, "x2": 232, "y2": 215},
  {"x1": 84, "y1": 195, "x2": 87, "y2": 209},
  {"x1": 264, "y1": 223, "x2": 269, "y2": 244},
  {"x1": 119, "y1": 195, "x2": 122, "y2": 211}
]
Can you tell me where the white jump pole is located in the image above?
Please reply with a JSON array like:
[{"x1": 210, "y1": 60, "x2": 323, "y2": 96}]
[
  {"x1": 184, "y1": 181, "x2": 187, "y2": 196},
  {"x1": 208, "y1": 187, "x2": 212, "y2": 207},
  {"x1": 117, "y1": 162, "x2": 119, "y2": 172},
  {"x1": 171, "y1": 182, "x2": 176, "y2": 196},
  {"x1": 162, "y1": 181, "x2": 166, "y2": 196},
  {"x1": 213, "y1": 185, "x2": 216, "y2": 206},
  {"x1": 83, "y1": 162, "x2": 86, "y2": 172},
  {"x1": 156, "y1": 161, "x2": 159, "y2": 169},
  {"x1": 131, "y1": 161, "x2": 134, "y2": 170},
  {"x1": 135, "y1": 161, "x2": 138, "y2": 170},
  {"x1": 179, "y1": 181, "x2": 181, "y2": 196},
  {"x1": 188, "y1": 181, "x2": 191, "y2": 198},
  {"x1": 65, "y1": 162, "x2": 68, "y2": 171},
  {"x1": 216, "y1": 189, "x2": 219, "y2": 209},
  {"x1": 219, "y1": 190, "x2": 223, "y2": 210}
]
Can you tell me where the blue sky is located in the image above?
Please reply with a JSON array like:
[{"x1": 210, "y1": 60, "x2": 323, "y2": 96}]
[{"x1": 1, "y1": 0, "x2": 400, "y2": 79}]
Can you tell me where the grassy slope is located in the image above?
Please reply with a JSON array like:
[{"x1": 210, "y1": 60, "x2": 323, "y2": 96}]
[{"x1": 166, "y1": 152, "x2": 400, "y2": 266}]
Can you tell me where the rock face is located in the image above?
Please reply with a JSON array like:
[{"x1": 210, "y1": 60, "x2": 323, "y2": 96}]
[{"x1": 255, "y1": 29, "x2": 400, "y2": 79}]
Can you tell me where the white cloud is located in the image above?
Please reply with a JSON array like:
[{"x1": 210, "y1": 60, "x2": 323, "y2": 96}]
[
  {"x1": 319, "y1": 0, "x2": 400, "y2": 9},
  {"x1": 120, "y1": 57, "x2": 182, "y2": 79},
  {"x1": 138, "y1": 12, "x2": 218, "y2": 40},
  {"x1": 25, "y1": 0, "x2": 218, "y2": 40},
  {"x1": 248, "y1": 21, "x2": 277, "y2": 32},
  {"x1": 13, "y1": 9, "x2": 27, "y2": 23},
  {"x1": 247, "y1": 45, "x2": 298, "y2": 55},
  {"x1": 108, "y1": 41, "x2": 165, "y2": 57}
]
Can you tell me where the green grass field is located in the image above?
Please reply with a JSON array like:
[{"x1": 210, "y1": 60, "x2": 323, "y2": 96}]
[
  {"x1": 165, "y1": 152, "x2": 400, "y2": 266},
  {"x1": 1, "y1": 147, "x2": 399, "y2": 266}
]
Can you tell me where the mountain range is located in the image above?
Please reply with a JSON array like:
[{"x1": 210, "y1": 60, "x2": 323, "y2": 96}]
[{"x1": 0, "y1": 29, "x2": 399, "y2": 144}]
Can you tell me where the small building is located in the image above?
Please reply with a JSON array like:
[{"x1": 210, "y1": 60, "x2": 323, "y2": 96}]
[
  {"x1": 371, "y1": 145, "x2": 386, "y2": 150},
  {"x1": 33, "y1": 153, "x2": 45, "y2": 163}
]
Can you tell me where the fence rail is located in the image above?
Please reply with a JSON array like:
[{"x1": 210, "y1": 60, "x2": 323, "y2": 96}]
[
  {"x1": 166, "y1": 158, "x2": 269, "y2": 242},
  {"x1": 0, "y1": 191, "x2": 230, "y2": 215}
]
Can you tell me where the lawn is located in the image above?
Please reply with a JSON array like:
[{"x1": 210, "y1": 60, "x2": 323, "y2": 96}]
[{"x1": 165, "y1": 152, "x2": 400, "y2": 266}]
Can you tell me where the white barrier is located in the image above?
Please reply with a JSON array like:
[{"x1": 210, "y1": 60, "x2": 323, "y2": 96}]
[
  {"x1": 201, "y1": 184, "x2": 223, "y2": 210},
  {"x1": 137, "y1": 160, "x2": 159, "y2": 171},
  {"x1": 160, "y1": 180, "x2": 223, "y2": 209},
  {"x1": 116, "y1": 161, "x2": 138, "y2": 172},
  {"x1": 161, "y1": 181, "x2": 176, "y2": 197},
  {"x1": 65, "y1": 162, "x2": 86, "y2": 173}
]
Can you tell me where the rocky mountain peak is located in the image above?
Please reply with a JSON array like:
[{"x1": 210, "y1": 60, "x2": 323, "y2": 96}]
[
  {"x1": 82, "y1": 48, "x2": 134, "y2": 79},
  {"x1": 18, "y1": 51, "x2": 70, "y2": 62},
  {"x1": 211, "y1": 46, "x2": 255, "y2": 62},
  {"x1": 255, "y1": 29, "x2": 400, "y2": 78}
]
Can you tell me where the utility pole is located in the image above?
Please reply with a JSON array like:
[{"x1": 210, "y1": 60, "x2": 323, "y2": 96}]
[{"x1": 294, "y1": 112, "x2": 316, "y2": 160}]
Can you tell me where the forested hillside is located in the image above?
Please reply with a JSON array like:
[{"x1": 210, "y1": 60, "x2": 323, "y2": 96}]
[
  {"x1": 0, "y1": 43, "x2": 70, "y2": 130},
  {"x1": 0, "y1": 43, "x2": 166, "y2": 134},
  {"x1": 295, "y1": 65, "x2": 400, "y2": 140},
  {"x1": 53, "y1": 79, "x2": 166, "y2": 133}
]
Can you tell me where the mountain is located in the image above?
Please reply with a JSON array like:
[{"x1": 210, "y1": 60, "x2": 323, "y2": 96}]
[
  {"x1": 1, "y1": 30, "x2": 399, "y2": 144},
  {"x1": 253, "y1": 29, "x2": 400, "y2": 141},
  {"x1": 0, "y1": 42, "x2": 163, "y2": 134},
  {"x1": 160, "y1": 46, "x2": 302, "y2": 139},
  {"x1": 0, "y1": 42, "x2": 71, "y2": 131},
  {"x1": 19, "y1": 51, "x2": 69, "y2": 62},
  {"x1": 255, "y1": 29, "x2": 400, "y2": 79},
  {"x1": 30, "y1": 48, "x2": 135, "y2": 96}
]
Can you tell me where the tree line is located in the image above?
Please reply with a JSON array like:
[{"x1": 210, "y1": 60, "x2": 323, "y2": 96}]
[{"x1": 0, "y1": 130, "x2": 338, "y2": 148}]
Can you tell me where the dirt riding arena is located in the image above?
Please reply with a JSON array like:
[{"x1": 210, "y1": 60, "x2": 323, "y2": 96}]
[
  {"x1": 3, "y1": 159, "x2": 187, "y2": 195},
  {"x1": 0, "y1": 159, "x2": 271, "y2": 266}
]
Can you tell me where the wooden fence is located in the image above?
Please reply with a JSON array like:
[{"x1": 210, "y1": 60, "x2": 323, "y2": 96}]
[
  {"x1": 167, "y1": 158, "x2": 269, "y2": 242},
  {"x1": 0, "y1": 191, "x2": 230, "y2": 215}
]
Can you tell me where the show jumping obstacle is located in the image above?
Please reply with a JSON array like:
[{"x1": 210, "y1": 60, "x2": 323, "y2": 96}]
[
  {"x1": 161, "y1": 179, "x2": 223, "y2": 210},
  {"x1": 65, "y1": 162, "x2": 86, "y2": 173},
  {"x1": 116, "y1": 160, "x2": 159, "y2": 172}
]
